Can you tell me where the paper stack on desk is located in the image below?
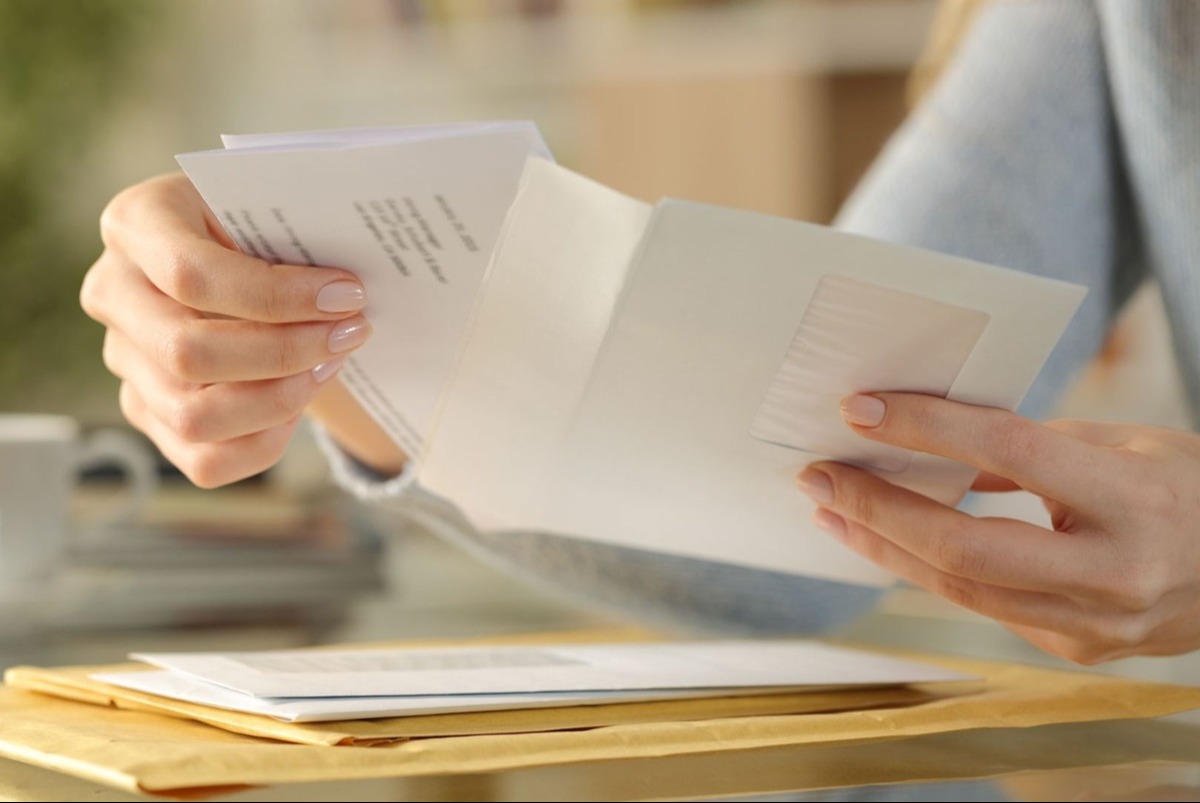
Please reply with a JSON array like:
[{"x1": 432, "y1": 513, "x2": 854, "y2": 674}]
[
  {"x1": 178, "y1": 123, "x2": 1087, "y2": 587},
  {"x1": 89, "y1": 639, "x2": 970, "y2": 723}
]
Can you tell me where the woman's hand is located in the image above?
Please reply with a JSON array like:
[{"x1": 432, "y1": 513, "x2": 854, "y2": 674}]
[
  {"x1": 81, "y1": 172, "x2": 373, "y2": 487},
  {"x1": 797, "y1": 392, "x2": 1200, "y2": 664}
]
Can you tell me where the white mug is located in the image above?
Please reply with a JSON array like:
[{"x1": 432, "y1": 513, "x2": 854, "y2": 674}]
[{"x1": 0, "y1": 414, "x2": 157, "y2": 591}]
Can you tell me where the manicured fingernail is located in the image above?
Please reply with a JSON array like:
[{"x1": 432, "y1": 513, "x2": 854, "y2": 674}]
[
  {"x1": 328, "y1": 318, "x2": 371, "y2": 353},
  {"x1": 812, "y1": 508, "x2": 846, "y2": 539},
  {"x1": 796, "y1": 469, "x2": 834, "y2": 505},
  {"x1": 316, "y1": 281, "x2": 366, "y2": 313},
  {"x1": 841, "y1": 394, "x2": 886, "y2": 428},
  {"x1": 312, "y1": 358, "x2": 345, "y2": 383}
]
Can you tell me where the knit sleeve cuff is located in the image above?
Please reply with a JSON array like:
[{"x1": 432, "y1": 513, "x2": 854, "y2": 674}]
[{"x1": 308, "y1": 419, "x2": 418, "y2": 501}]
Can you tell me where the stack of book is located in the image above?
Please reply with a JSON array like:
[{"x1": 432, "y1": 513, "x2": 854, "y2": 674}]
[{"x1": 51, "y1": 489, "x2": 385, "y2": 631}]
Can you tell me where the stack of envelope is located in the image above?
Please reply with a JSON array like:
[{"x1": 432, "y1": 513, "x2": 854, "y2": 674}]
[
  {"x1": 2, "y1": 629, "x2": 1199, "y2": 794},
  {"x1": 82, "y1": 637, "x2": 973, "y2": 724}
]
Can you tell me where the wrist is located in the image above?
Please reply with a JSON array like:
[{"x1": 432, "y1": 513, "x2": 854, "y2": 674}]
[{"x1": 306, "y1": 378, "x2": 408, "y2": 477}]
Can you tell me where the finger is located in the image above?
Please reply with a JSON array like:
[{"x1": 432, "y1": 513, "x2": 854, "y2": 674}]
[
  {"x1": 818, "y1": 502, "x2": 1159, "y2": 666},
  {"x1": 1002, "y1": 622, "x2": 1104, "y2": 664},
  {"x1": 1002, "y1": 602, "x2": 1171, "y2": 664},
  {"x1": 120, "y1": 382, "x2": 300, "y2": 488},
  {"x1": 91, "y1": 258, "x2": 370, "y2": 382},
  {"x1": 158, "y1": 315, "x2": 369, "y2": 383},
  {"x1": 812, "y1": 509, "x2": 1091, "y2": 634},
  {"x1": 81, "y1": 250, "x2": 137, "y2": 328},
  {"x1": 798, "y1": 462, "x2": 1107, "y2": 597},
  {"x1": 1044, "y1": 418, "x2": 1141, "y2": 447},
  {"x1": 970, "y1": 471, "x2": 1023, "y2": 492},
  {"x1": 99, "y1": 174, "x2": 366, "y2": 323},
  {"x1": 104, "y1": 329, "x2": 343, "y2": 443},
  {"x1": 839, "y1": 393, "x2": 1124, "y2": 508},
  {"x1": 1001, "y1": 622, "x2": 1133, "y2": 666}
]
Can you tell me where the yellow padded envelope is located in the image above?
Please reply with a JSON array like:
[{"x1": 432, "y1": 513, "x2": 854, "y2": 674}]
[
  {"x1": 1, "y1": 630, "x2": 1198, "y2": 796},
  {"x1": 5, "y1": 629, "x2": 942, "y2": 746},
  {"x1": 5, "y1": 661, "x2": 939, "y2": 747}
]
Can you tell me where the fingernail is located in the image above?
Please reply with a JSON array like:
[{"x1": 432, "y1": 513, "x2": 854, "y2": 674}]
[
  {"x1": 328, "y1": 318, "x2": 371, "y2": 353},
  {"x1": 841, "y1": 394, "x2": 886, "y2": 428},
  {"x1": 812, "y1": 508, "x2": 846, "y2": 539},
  {"x1": 796, "y1": 469, "x2": 834, "y2": 505},
  {"x1": 312, "y1": 358, "x2": 345, "y2": 383},
  {"x1": 316, "y1": 281, "x2": 366, "y2": 313}
]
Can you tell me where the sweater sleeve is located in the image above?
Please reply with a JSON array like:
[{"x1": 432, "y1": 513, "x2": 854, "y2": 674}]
[
  {"x1": 837, "y1": 0, "x2": 1143, "y2": 419},
  {"x1": 310, "y1": 419, "x2": 885, "y2": 636}
]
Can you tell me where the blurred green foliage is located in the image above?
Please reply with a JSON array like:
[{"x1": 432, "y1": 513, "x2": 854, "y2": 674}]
[{"x1": 0, "y1": 0, "x2": 156, "y2": 414}]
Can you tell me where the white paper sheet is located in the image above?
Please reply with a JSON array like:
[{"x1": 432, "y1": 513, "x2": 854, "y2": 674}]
[
  {"x1": 178, "y1": 125, "x2": 548, "y2": 455},
  {"x1": 91, "y1": 670, "x2": 777, "y2": 723},
  {"x1": 130, "y1": 640, "x2": 971, "y2": 699}
]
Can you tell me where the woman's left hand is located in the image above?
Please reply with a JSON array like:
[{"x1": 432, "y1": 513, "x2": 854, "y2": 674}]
[{"x1": 797, "y1": 392, "x2": 1200, "y2": 664}]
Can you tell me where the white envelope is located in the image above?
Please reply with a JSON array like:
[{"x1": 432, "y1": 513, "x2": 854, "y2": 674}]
[{"x1": 130, "y1": 640, "x2": 972, "y2": 699}]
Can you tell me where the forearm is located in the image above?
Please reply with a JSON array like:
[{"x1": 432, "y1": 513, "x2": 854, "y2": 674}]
[{"x1": 306, "y1": 377, "x2": 408, "y2": 476}]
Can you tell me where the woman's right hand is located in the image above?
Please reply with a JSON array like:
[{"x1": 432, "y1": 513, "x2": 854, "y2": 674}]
[{"x1": 81, "y1": 172, "x2": 372, "y2": 487}]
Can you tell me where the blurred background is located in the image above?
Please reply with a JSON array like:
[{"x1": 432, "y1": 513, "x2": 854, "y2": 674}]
[
  {"x1": 6, "y1": 0, "x2": 1189, "y2": 427},
  {"x1": 0, "y1": 0, "x2": 1195, "y2": 676},
  {"x1": 6, "y1": 0, "x2": 948, "y2": 421}
]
